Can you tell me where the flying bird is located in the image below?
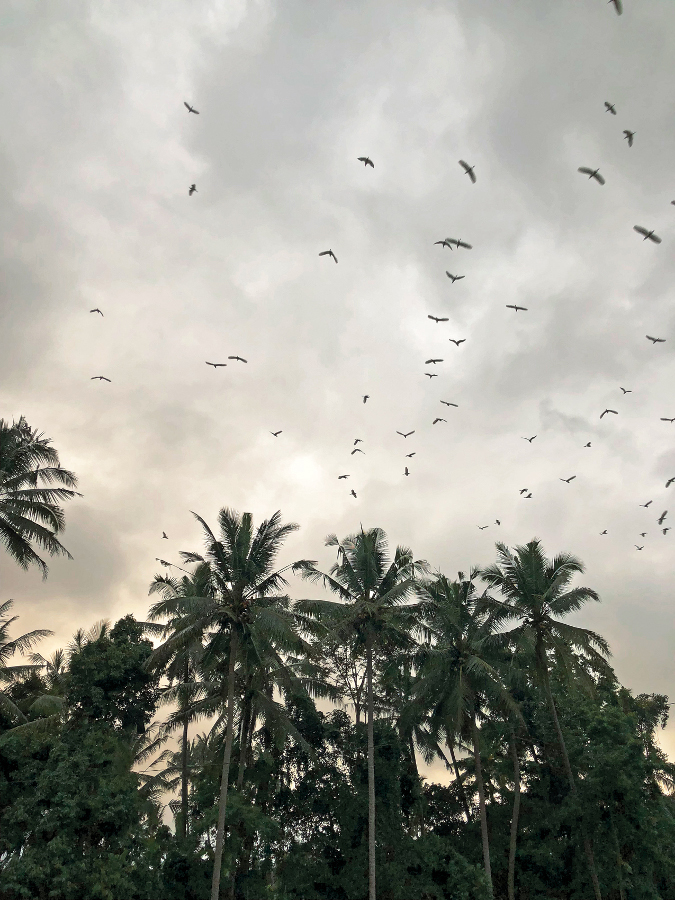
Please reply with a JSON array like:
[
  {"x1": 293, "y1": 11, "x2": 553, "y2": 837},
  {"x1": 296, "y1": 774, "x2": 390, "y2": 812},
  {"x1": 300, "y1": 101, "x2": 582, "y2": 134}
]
[
  {"x1": 425, "y1": 358, "x2": 443, "y2": 365},
  {"x1": 363, "y1": 395, "x2": 370, "y2": 403},
  {"x1": 584, "y1": 442, "x2": 592, "y2": 447},
  {"x1": 405, "y1": 452, "x2": 416, "y2": 458},
  {"x1": 578, "y1": 167, "x2": 606, "y2": 184},
  {"x1": 506, "y1": 305, "x2": 528, "y2": 312},
  {"x1": 661, "y1": 417, "x2": 675, "y2": 423},
  {"x1": 397, "y1": 431, "x2": 415, "y2": 438},
  {"x1": 519, "y1": 489, "x2": 529, "y2": 494},
  {"x1": 189, "y1": 184, "x2": 197, "y2": 195},
  {"x1": 634, "y1": 226, "x2": 661, "y2": 243},
  {"x1": 522, "y1": 436, "x2": 537, "y2": 443},
  {"x1": 351, "y1": 490, "x2": 357, "y2": 498},
  {"x1": 458, "y1": 160, "x2": 476, "y2": 182},
  {"x1": 357, "y1": 156, "x2": 374, "y2": 168},
  {"x1": 404, "y1": 467, "x2": 410, "y2": 476},
  {"x1": 477, "y1": 525, "x2": 489, "y2": 531},
  {"x1": 495, "y1": 520, "x2": 501, "y2": 526},
  {"x1": 425, "y1": 373, "x2": 438, "y2": 378},
  {"x1": 162, "y1": 532, "x2": 168, "y2": 540},
  {"x1": 524, "y1": 493, "x2": 532, "y2": 499},
  {"x1": 446, "y1": 272, "x2": 465, "y2": 283},
  {"x1": 560, "y1": 476, "x2": 577, "y2": 483},
  {"x1": 600, "y1": 530, "x2": 608, "y2": 535},
  {"x1": 184, "y1": 102, "x2": 199, "y2": 114},
  {"x1": 270, "y1": 431, "x2": 282, "y2": 437},
  {"x1": 319, "y1": 249, "x2": 338, "y2": 263},
  {"x1": 338, "y1": 475, "x2": 350, "y2": 480},
  {"x1": 635, "y1": 546, "x2": 644, "y2": 551},
  {"x1": 228, "y1": 356, "x2": 247, "y2": 363},
  {"x1": 449, "y1": 339, "x2": 466, "y2": 346},
  {"x1": 647, "y1": 335, "x2": 666, "y2": 343},
  {"x1": 91, "y1": 376, "x2": 111, "y2": 382},
  {"x1": 608, "y1": 0, "x2": 622, "y2": 14},
  {"x1": 432, "y1": 418, "x2": 447, "y2": 425},
  {"x1": 657, "y1": 511, "x2": 668, "y2": 525},
  {"x1": 354, "y1": 439, "x2": 363, "y2": 445},
  {"x1": 620, "y1": 387, "x2": 632, "y2": 394},
  {"x1": 604, "y1": 101, "x2": 617, "y2": 115},
  {"x1": 90, "y1": 308, "x2": 103, "y2": 316},
  {"x1": 428, "y1": 315, "x2": 449, "y2": 323},
  {"x1": 206, "y1": 362, "x2": 227, "y2": 368},
  {"x1": 666, "y1": 478, "x2": 675, "y2": 488},
  {"x1": 440, "y1": 401, "x2": 458, "y2": 407},
  {"x1": 600, "y1": 409, "x2": 618, "y2": 418},
  {"x1": 447, "y1": 238, "x2": 473, "y2": 250},
  {"x1": 623, "y1": 130, "x2": 635, "y2": 147},
  {"x1": 640, "y1": 500, "x2": 652, "y2": 507},
  {"x1": 639, "y1": 533, "x2": 647, "y2": 538},
  {"x1": 351, "y1": 448, "x2": 365, "y2": 455}
]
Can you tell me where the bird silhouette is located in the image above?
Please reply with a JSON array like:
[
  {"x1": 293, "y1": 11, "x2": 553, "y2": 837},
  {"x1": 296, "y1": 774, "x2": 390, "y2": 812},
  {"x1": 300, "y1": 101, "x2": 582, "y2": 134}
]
[
  {"x1": 184, "y1": 102, "x2": 199, "y2": 114},
  {"x1": 425, "y1": 373, "x2": 438, "y2": 378},
  {"x1": 604, "y1": 101, "x2": 617, "y2": 115},
  {"x1": 446, "y1": 272, "x2": 465, "y2": 283},
  {"x1": 458, "y1": 160, "x2": 476, "y2": 182},
  {"x1": 434, "y1": 240, "x2": 454, "y2": 249},
  {"x1": 338, "y1": 475, "x2": 350, "y2": 480},
  {"x1": 425, "y1": 358, "x2": 443, "y2": 365},
  {"x1": 354, "y1": 439, "x2": 363, "y2": 445},
  {"x1": 363, "y1": 395, "x2": 370, "y2": 403},
  {"x1": 666, "y1": 478, "x2": 675, "y2": 488},
  {"x1": 206, "y1": 361, "x2": 227, "y2": 368},
  {"x1": 189, "y1": 184, "x2": 197, "y2": 195},
  {"x1": 620, "y1": 387, "x2": 632, "y2": 394},
  {"x1": 91, "y1": 376, "x2": 111, "y2": 382},
  {"x1": 522, "y1": 435, "x2": 537, "y2": 443},
  {"x1": 578, "y1": 167, "x2": 605, "y2": 185},
  {"x1": 446, "y1": 238, "x2": 473, "y2": 250},
  {"x1": 404, "y1": 467, "x2": 410, "y2": 476},
  {"x1": 432, "y1": 418, "x2": 447, "y2": 424},
  {"x1": 319, "y1": 249, "x2": 338, "y2": 263},
  {"x1": 358, "y1": 156, "x2": 374, "y2": 167},
  {"x1": 440, "y1": 401, "x2": 458, "y2": 407},
  {"x1": 634, "y1": 226, "x2": 661, "y2": 243},
  {"x1": 449, "y1": 339, "x2": 466, "y2": 346},
  {"x1": 228, "y1": 356, "x2": 247, "y2": 363},
  {"x1": 660, "y1": 417, "x2": 675, "y2": 423},
  {"x1": 351, "y1": 489, "x2": 357, "y2": 498},
  {"x1": 524, "y1": 492, "x2": 532, "y2": 498},
  {"x1": 584, "y1": 442, "x2": 592, "y2": 448},
  {"x1": 397, "y1": 431, "x2": 415, "y2": 438},
  {"x1": 405, "y1": 452, "x2": 416, "y2": 458},
  {"x1": 600, "y1": 530, "x2": 608, "y2": 535},
  {"x1": 351, "y1": 448, "x2": 365, "y2": 455},
  {"x1": 90, "y1": 308, "x2": 103, "y2": 316},
  {"x1": 609, "y1": 0, "x2": 622, "y2": 14},
  {"x1": 428, "y1": 315, "x2": 449, "y2": 323},
  {"x1": 663, "y1": 527, "x2": 671, "y2": 535},
  {"x1": 519, "y1": 489, "x2": 529, "y2": 494},
  {"x1": 623, "y1": 130, "x2": 635, "y2": 147},
  {"x1": 600, "y1": 409, "x2": 618, "y2": 418},
  {"x1": 560, "y1": 476, "x2": 576, "y2": 483},
  {"x1": 657, "y1": 511, "x2": 668, "y2": 525},
  {"x1": 477, "y1": 525, "x2": 489, "y2": 530},
  {"x1": 506, "y1": 305, "x2": 528, "y2": 312},
  {"x1": 162, "y1": 532, "x2": 168, "y2": 539},
  {"x1": 635, "y1": 545, "x2": 644, "y2": 551},
  {"x1": 270, "y1": 430, "x2": 282, "y2": 437},
  {"x1": 639, "y1": 533, "x2": 647, "y2": 538},
  {"x1": 640, "y1": 501, "x2": 652, "y2": 507},
  {"x1": 495, "y1": 520, "x2": 501, "y2": 526},
  {"x1": 647, "y1": 336, "x2": 666, "y2": 344}
]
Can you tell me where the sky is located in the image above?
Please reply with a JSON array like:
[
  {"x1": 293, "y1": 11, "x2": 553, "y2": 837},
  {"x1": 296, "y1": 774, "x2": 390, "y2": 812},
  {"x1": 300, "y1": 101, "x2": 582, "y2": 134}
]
[{"x1": 1, "y1": 0, "x2": 674, "y2": 771}]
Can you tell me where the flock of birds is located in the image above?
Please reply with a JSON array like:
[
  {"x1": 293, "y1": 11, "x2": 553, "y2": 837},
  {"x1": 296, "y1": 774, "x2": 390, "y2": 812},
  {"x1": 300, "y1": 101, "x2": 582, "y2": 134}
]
[{"x1": 84, "y1": 0, "x2": 674, "y2": 557}]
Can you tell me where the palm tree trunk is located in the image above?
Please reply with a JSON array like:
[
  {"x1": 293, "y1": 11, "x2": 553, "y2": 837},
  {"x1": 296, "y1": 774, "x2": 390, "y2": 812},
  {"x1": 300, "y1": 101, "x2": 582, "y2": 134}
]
[
  {"x1": 446, "y1": 743, "x2": 472, "y2": 823},
  {"x1": 507, "y1": 731, "x2": 521, "y2": 900},
  {"x1": 366, "y1": 634, "x2": 376, "y2": 900},
  {"x1": 541, "y1": 664, "x2": 602, "y2": 900},
  {"x1": 211, "y1": 627, "x2": 240, "y2": 900},
  {"x1": 471, "y1": 717, "x2": 493, "y2": 898},
  {"x1": 180, "y1": 715, "x2": 189, "y2": 840}
]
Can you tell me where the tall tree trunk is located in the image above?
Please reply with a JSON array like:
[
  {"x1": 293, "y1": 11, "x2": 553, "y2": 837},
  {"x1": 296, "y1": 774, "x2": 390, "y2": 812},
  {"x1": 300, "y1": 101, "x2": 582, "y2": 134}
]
[
  {"x1": 180, "y1": 715, "x2": 189, "y2": 840},
  {"x1": 542, "y1": 664, "x2": 602, "y2": 900},
  {"x1": 211, "y1": 627, "x2": 240, "y2": 900},
  {"x1": 366, "y1": 634, "x2": 376, "y2": 900},
  {"x1": 446, "y1": 743, "x2": 472, "y2": 823},
  {"x1": 507, "y1": 731, "x2": 521, "y2": 900},
  {"x1": 471, "y1": 717, "x2": 493, "y2": 898}
]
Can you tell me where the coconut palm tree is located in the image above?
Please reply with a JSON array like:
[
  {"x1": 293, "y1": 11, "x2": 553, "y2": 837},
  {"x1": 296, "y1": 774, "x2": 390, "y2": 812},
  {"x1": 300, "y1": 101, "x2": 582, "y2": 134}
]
[
  {"x1": 298, "y1": 528, "x2": 427, "y2": 900},
  {"x1": 479, "y1": 540, "x2": 612, "y2": 900},
  {"x1": 0, "y1": 417, "x2": 80, "y2": 577},
  {"x1": 0, "y1": 599, "x2": 53, "y2": 724}
]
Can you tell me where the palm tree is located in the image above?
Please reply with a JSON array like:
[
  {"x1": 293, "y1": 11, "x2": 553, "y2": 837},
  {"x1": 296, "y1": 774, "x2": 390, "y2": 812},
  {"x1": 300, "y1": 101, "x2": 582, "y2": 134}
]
[
  {"x1": 149, "y1": 508, "x2": 311, "y2": 900},
  {"x1": 0, "y1": 599, "x2": 53, "y2": 724},
  {"x1": 298, "y1": 528, "x2": 427, "y2": 900},
  {"x1": 479, "y1": 540, "x2": 612, "y2": 900},
  {"x1": 0, "y1": 417, "x2": 80, "y2": 577},
  {"x1": 415, "y1": 571, "x2": 518, "y2": 898}
]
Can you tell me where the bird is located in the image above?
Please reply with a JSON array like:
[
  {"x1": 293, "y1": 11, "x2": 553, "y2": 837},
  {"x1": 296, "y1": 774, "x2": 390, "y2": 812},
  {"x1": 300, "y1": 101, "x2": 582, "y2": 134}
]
[
  {"x1": 206, "y1": 361, "x2": 227, "y2": 368},
  {"x1": 524, "y1": 492, "x2": 532, "y2": 499},
  {"x1": 404, "y1": 467, "x2": 410, "y2": 477},
  {"x1": 600, "y1": 530, "x2": 608, "y2": 535},
  {"x1": 446, "y1": 238, "x2": 473, "y2": 250},
  {"x1": 519, "y1": 489, "x2": 529, "y2": 494},
  {"x1": 657, "y1": 511, "x2": 668, "y2": 525},
  {"x1": 440, "y1": 401, "x2": 458, "y2": 407},
  {"x1": 635, "y1": 545, "x2": 644, "y2": 551},
  {"x1": 91, "y1": 376, "x2": 111, "y2": 382},
  {"x1": 604, "y1": 101, "x2": 617, "y2": 115},
  {"x1": 560, "y1": 476, "x2": 576, "y2": 483},
  {"x1": 228, "y1": 356, "x2": 247, "y2": 363},
  {"x1": 432, "y1": 418, "x2": 447, "y2": 425},
  {"x1": 357, "y1": 156, "x2": 374, "y2": 168},
  {"x1": 660, "y1": 417, "x2": 675, "y2": 423},
  {"x1": 338, "y1": 475, "x2": 350, "y2": 480},
  {"x1": 354, "y1": 439, "x2": 363, "y2": 445},
  {"x1": 270, "y1": 430, "x2": 282, "y2": 437},
  {"x1": 351, "y1": 490, "x2": 357, "y2": 498},
  {"x1": 600, "y1": 409, "x2": 618, "y2": 418},
  {"x1": 639, "y1": 500, "x2": 652, "y2": 507},
  {"x1": 363, "y1": 395, "x2": 370, "y2": 403},
  {"x1": 351, "y1": 448, "x2": 365, "y2": 455},
  {"x1": 428, "y1": 315, "x2": 449, "y2": 323},
  {"x1": 578, "y1": 167, "x2": 605, "y2": 185},
  {"x1": 449, "y1": 339, "x2": 466, "y2": 346},
  {"x1": 477, "y1": 525, "x2": 489, "y2": 531},
  {"x1": 405, "y1": 452, "x2": 416, "y2": 458},
  {"x1": 446, "y1": 272, "x2": 465, "y2": 283},
  {"x1": 319, "y1": 249, "x2": 338, "y2": 263},
  {"x1": 425, "y1": 358, "x2": 443, "y2": 365},
  {"x1": 495, "y1": 520, "x2": 501, "y2": 526},
  {"x1": 608, "y1": 0, "x2": 622, "y2": 14},
  {"x1": 666, "y1": 478, "x2": 675, "y2": 488},
  {"x1": 458, "y1": 160, "x2": 476, "y2": 182},
  {"x1": 506, "y1": 305, "x2": 528, "y2": 312},
  {"x1": 425, "y1": 373, "x2": 438, "y2": 378},
  {"x1": 584, "y1": 442, "x2": 592, "y2": 448},
  {"x1": 434, "y1": 240, "x2": 454, "y2": 250},
  {"x1": 189, "y1": 184, "x2": 197, "y2": 195},
  {"x1": 639, "y1": 533, "x2": 647, "y2": 538},
  {"x1": 90, "y1": 308, "x2": 103, "y2": 316},
  {"x1": 522, "y1": 435, "x2": 537, "y2": 443},
  {"x1": 620, "y1": 387, "x2": 632, "y2": 394},
  {"x1": 634, "y1": 226, "x2": 662, "y2": 243},
  {"x1": 184, "y1": 102, "x2": 199, "y2": 114},
  {"x1": 162, "y1": 532, "x2": 168, "y2": 539},
  {"x1": 647, "y1": 335, "x2": 666, "y2": 343},
  {"x1": 623, "y1": 130, "x2": 635, "y2": 147},
  {"x1": 397, "y1": 431, "x2": 415, "y2": 438},
  {"x1": 663, "y1": 528, "x2": 671, "y2": 535}
]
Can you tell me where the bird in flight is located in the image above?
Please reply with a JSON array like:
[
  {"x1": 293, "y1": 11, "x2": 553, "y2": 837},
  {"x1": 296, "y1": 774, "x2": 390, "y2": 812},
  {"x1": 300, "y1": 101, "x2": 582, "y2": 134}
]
[
  {"x1": 522, "y1": 435, "x2": 537, "y2": 443},
  {"x1": 640, "y1": 500, "x2": 652, "y2": 507},
  {"x1": 647, "y1": 335, "x2": 666, "y2": 344},
  {"x1": 446, "y1": 238, "x2": 473, "y2": 250},
  {"x1": 634, "y1": 226, "x2": 662, "y2": 243},
  {"x1": 425, "y1": 373, "x2": 438, "y2": 378},
  {"x1": 560, "y1": 476, "x2": 576, "y2": 483},
  {"x1": 600, "y1": 530, "x2": 608, "y2": 535},
  {"x1": 477, "y1": 525, "x2": 489, "y2": 531},
  {"x1": 363, "y1": 395, "x2": 370, "y2": 403},
  {"x1": 657, "y1": 511, "x2": 668, "y2": 525},
  {"x1": 228, "y1": 356, "x2": 247, "y2": 363},
  {"x1": 635, "y1": 545, "x2": 644, "y2": 551},
  {"x1": 432, "y1": 418, "x2": 447, "y2": 425},
  {"x1": 600, "y1": 409, "x2": 618, "y2": 418},
  {"x1": 660, "y1": 417, "x2": 675, "y2": 423},
  {"x1": 524, "y1": 492, "x2": 532, "y2": 498},
  {"x1": 428, "y1": 315, "x2": 449, "y2": 323},
  {"x1": 639, "y1": 532, "x2": 647, "y2": 538},
  {"x1": 434, "y1": 240, "x2": 454, "y2": 250},
  {"x1": 578, "y1": 167, "x2": 605, "y2": 185},
  {"x1": 162, "y1": 532, "x2": 168, "y2": 539},
  {"x1": 338, "y1": 475, "x2": 350, "y2": 480},
  {"x1": 357, "y1": 156, "x2": 374, "y2": 168},
  {"x1": 206, "y1": 361, "x2": 227, "y2": 368},
  {"x1": 319, "y1": 249, "x2": 338, "y2": 263},
  {"x1": 604, "y1": 101, "x2": 617, "y2": 115},
  {"x1": 620, "y1": 387, "x2": 632, "y2": 394},
  {"x1": 458, "y1": 160, "x2": 476, "y2": 182},
  {"x1": 270, "y1": 430, "x2": 282, "y2": 437},
  {"x1": 184, "y1": 102, "x2": 199, "y2": 114},
  {"x1": 350, "y1": 489, "x2": 357, "y2": 498},
  {"x1": 506, "y1": 305, "x2": 528, "y2": 312},
  {"x1": 663, "y1": 527, "x2": 671, "y2": 535},
  {"x1": 425, "y1": 358, "x2": 443, "y2": 365},
  {"x1": 584, "y1": 442, "x2": 592, "y2": 448},
  {"x1": 354, "y1": 439, "x2": 363, "y2": 445},
  {"x1": 404, "y1": 467, "x2": 410, "y2": 477},
  {"x1": 446, "y1": 272, "x2": 465, "y2": 283},
  {"x1": 441, "y1": 401, "x2": 458, "y2": 407},
  {"x1": 90, "y1": 308, "x2": 103, "y2": 316},
  {"x1": 397, "y1": 430, "x2": 415, "y2": 438},
  {"x1": 91, "y1": 376, "x2": 111, "y2": 382},
  {"x1": 495, "y1": 520, "x2": 501, "y2": 526},
  {"x1": 405, "y1": 452, "x2": 416, "y2": 458},
  {"x1": 666, "y1": 478, "x2": 675, "y2": 488},
  {"x1": 351, "y1": 448, "x2": 365, "y2": 455},
  {"x1": 608, "y1": 0, "x2": 622, "y2": 14},
  {"x1": 623, "y1": 130, "x2": 635, "y2": 147},
  {"x1": 519, "y1": 489, "x2": 529, "y2": 494},
  {"x1": 449, "y1": 339, "x2": 466, "y2": 346},
  {"x1": 189, "y1": 184, "x2": 197, "y2": 195}
]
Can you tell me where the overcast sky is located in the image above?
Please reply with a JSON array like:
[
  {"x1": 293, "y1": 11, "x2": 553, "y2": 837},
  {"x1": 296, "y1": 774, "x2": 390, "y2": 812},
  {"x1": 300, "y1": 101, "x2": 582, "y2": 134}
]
[{"x1": 1, "y1": 0, "x2": 674, "y2": 768}]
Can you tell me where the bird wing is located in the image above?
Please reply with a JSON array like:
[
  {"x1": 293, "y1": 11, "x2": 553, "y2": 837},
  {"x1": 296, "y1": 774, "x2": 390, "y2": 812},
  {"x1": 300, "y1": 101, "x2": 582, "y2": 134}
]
[
  {"x1": 578, "y1": 167, "x2": 593, "y2": 176},
  {"x1": 634, "y1": 226, "x2": 649, "y2": 236},
  {"x1": 458, "y1": 241, "x2": 473, "y2": 249},
  {"x1": 613, "y1": 0, "x2": 623, "y2": 13},
  {"x1": 648, "y1": 234, "x2": 662, "y2": 244},
  {"x1": 594, "y1": 172, "x2": 606, "y2": 185}
]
